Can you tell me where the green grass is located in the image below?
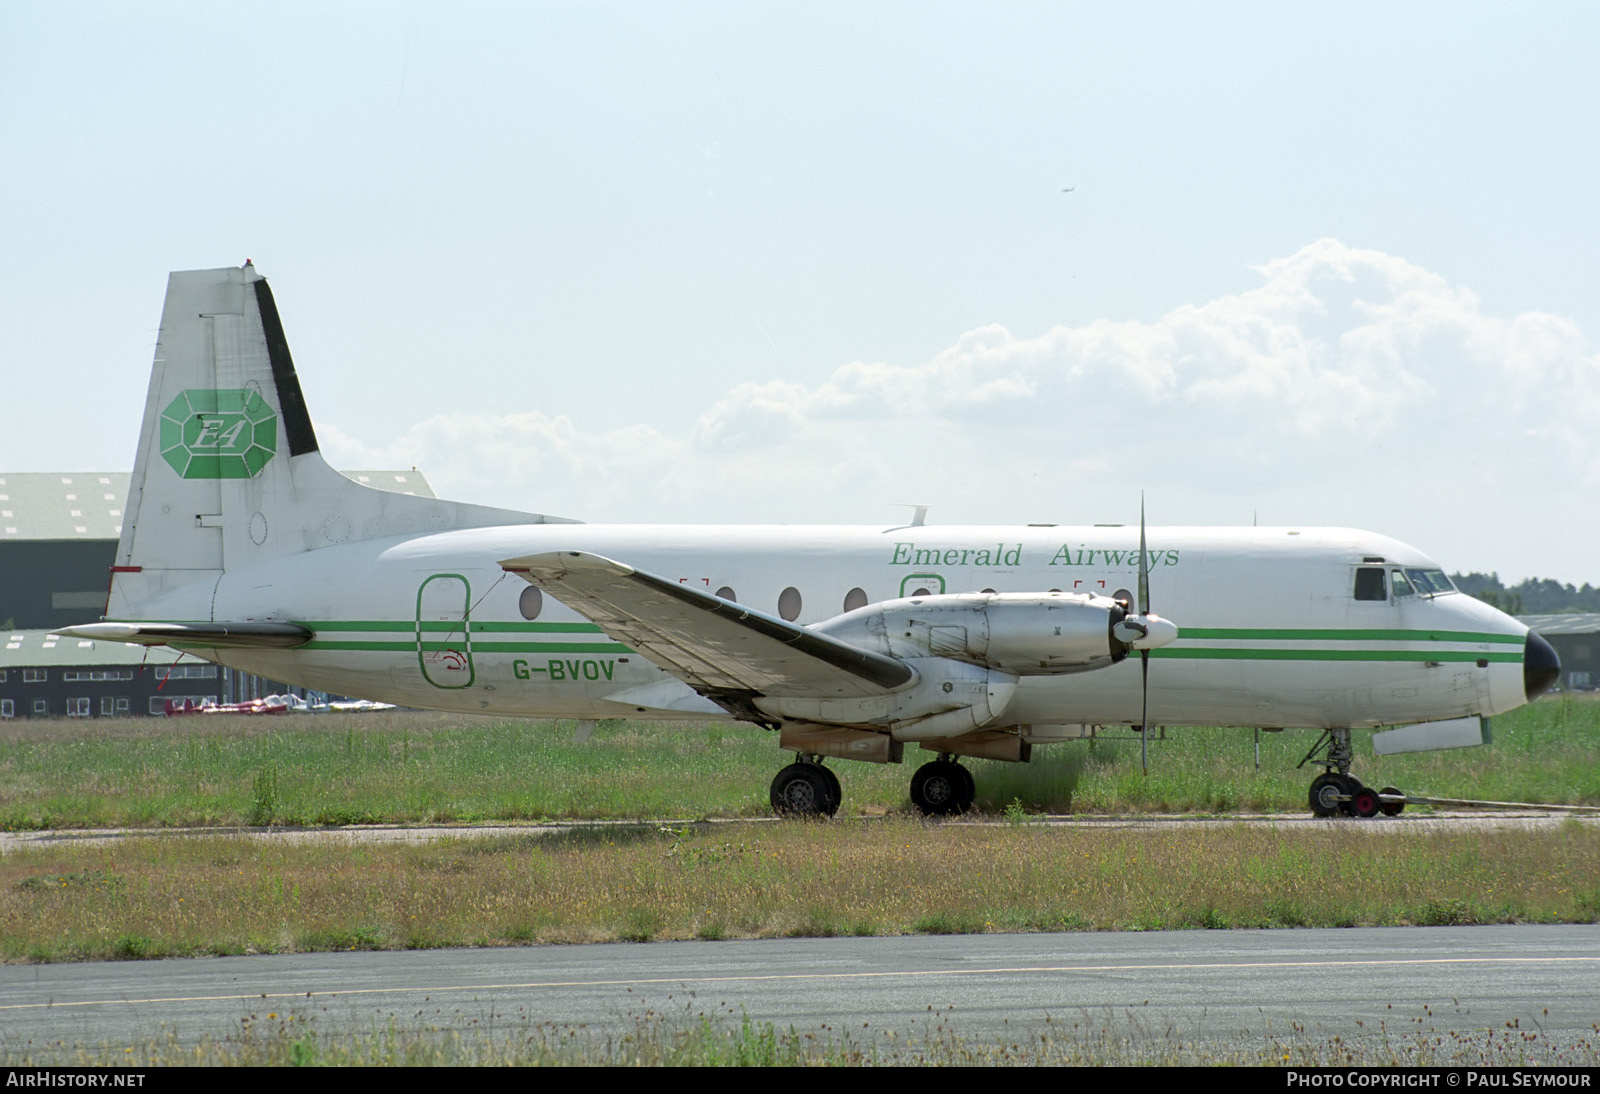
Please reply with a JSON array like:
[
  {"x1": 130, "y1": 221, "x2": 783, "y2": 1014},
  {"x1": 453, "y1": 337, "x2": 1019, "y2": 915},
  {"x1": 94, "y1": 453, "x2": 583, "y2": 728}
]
[
  {"x1": 6, "y1": 703, "x2": 1595, "y2": 1063},
  {"x1": 1, "y1": 696, "x2": 1597, "y2": 829},
  {"x1": 3, "y1": 819, "x2": 1598, "y2": 962}
]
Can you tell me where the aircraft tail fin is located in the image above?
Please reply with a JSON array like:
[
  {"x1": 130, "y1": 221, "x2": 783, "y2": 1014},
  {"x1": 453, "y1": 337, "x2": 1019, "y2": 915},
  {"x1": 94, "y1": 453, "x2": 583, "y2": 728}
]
[{"x1": 110, "y1": 263, "x2": 576, "y2": 620}]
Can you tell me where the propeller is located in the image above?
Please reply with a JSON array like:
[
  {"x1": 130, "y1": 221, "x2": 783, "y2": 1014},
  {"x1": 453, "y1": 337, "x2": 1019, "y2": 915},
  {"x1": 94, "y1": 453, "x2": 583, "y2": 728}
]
[
  {"x1": 1104, "y1": 496, "x2": 1177, "y2": 774},
  {"x1": 1139, "y1": 496, "x2": 1150, "y2": 774}
]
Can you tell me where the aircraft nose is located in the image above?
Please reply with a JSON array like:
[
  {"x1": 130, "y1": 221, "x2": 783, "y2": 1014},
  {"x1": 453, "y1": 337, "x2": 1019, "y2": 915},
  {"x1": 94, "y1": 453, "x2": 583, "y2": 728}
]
[{"x1": 1524, "y1": 630, "x2": 1560, "y2": 701}]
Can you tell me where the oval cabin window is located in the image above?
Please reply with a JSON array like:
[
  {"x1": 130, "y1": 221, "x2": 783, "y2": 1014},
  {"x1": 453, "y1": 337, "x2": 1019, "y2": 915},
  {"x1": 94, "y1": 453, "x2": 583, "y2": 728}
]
[
  {"x1": 778, "y1": 586, "x2": 803, "y2": 621},
  {"x1": 518, "y1": 586, "x2": 543, "y2": 620}
]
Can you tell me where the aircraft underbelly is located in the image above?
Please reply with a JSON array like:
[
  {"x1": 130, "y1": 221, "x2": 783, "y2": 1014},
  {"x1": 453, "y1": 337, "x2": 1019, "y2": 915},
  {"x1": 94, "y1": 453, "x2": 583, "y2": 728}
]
[
  {"x1": 1007, "y1": 657, "x2": 1489, "y2": 729},
  {"x1": 210, "y1": 646, "x2": 719, "y2": 720}
]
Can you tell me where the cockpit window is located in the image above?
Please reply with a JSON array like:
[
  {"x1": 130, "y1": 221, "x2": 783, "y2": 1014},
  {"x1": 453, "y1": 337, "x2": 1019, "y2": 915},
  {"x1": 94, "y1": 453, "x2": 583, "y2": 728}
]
[
  {"x1": 1391, "y1": 569, "x2": 1416, "y2": 598},
  {"x1": 1353, "y1": 567, "x2": 1386, "y2": 601},
  {"x1": 1405, "y1": 568, "x2": 1456, "y2": 596}
]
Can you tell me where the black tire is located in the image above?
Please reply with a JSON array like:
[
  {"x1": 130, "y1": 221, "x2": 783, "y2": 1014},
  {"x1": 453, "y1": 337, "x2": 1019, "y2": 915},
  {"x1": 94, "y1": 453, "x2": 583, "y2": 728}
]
[
  {"x1": 1308, "y1": 772, "x2": 1354, "y2": 818},
  {"x1": 1349, "y1": 783, "x2": 1382, "y2": 819},
  {"x1": 911, "y1": 760, "x2": 972, "y2": 817},
  {"x1": 819, "y1": 764, "x2": 842, "y2": 812},
  {"x1": 770, "y1": 762, "x2": 839, "y2": 817},
  {"x1": 1378, "y1": 785, "x2": 1405, "y2": 817}
]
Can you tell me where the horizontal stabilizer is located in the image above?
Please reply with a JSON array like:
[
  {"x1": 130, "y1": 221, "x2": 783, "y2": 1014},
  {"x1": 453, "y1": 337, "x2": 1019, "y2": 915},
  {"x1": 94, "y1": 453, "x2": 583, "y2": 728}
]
[
  {"x1": 500, "y1": 550, "x2": 914, "y2": 698},
  {"x1": 54, "y1": 621, "x2": 313, "y2": 649}
]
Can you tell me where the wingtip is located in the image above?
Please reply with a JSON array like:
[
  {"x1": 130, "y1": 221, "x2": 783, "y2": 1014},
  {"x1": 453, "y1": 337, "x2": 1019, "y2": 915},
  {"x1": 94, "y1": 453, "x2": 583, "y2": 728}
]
[{"x1": 499, "y1": 550, "x2": 637, "y2": 580}]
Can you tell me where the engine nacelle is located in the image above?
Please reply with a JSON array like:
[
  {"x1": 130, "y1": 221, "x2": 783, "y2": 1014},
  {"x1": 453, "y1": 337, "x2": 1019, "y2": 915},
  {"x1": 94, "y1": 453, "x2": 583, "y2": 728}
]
[
  {"x1": 754, "y1": 593, "x2": 1176, "y2": 738},
  {"x1": 758, "y1": 656, "x2": 1017, "y2": 740},
  {"x1": 813, "y1": 591, "x2": 1165, "y2": 675}
]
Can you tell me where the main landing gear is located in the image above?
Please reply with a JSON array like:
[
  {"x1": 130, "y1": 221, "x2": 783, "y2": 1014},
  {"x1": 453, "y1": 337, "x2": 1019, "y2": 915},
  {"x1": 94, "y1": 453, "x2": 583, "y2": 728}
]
[
  {"x1": 769, "y1": 758, "x2": 841, "y2": 817},
  {"x1": 1301, "y1": 728, "x2": 1405, "y2": 819},
  {"x1": 768, "y1": 754, "x2": 979, "y2": 818},
  {"x1": 909, "y1": 756, "x2": 976, "y2": 817}
]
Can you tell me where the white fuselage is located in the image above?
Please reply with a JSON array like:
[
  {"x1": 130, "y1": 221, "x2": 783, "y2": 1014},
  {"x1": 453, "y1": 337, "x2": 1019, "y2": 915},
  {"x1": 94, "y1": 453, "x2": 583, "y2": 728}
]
[{"x1": 142, "y1": 522, "x2": 1530, "y2": 736}]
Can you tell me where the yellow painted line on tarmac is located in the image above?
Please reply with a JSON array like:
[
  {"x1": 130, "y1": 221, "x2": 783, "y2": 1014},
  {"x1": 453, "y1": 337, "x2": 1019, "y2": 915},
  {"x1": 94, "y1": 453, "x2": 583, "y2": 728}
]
[{"x1": 4, "y1": 955, "x2": 1597, "y2": 1013}]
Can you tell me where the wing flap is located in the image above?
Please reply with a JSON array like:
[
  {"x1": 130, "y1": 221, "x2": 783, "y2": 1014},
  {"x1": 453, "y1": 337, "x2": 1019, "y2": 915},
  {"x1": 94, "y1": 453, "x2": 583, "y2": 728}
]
[{"x1": 499, "y1": 551, "x2": 912, "y2": 699}]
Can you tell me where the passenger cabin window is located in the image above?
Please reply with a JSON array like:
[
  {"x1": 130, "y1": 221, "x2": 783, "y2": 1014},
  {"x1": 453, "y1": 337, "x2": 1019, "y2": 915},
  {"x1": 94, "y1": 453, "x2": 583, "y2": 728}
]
[
  {"x1": 1353, "y1": 567, "x2": 1386, "y2": 601},
  {"x1": 518, "y1": 586, "x2": 543, "y2": 620},
  {"x1": 778, "y1": 587, "x2": 802, "y2": 621},
  {"x1": 1391, "y1": 570, "x2": 1416, "y2": 598}
]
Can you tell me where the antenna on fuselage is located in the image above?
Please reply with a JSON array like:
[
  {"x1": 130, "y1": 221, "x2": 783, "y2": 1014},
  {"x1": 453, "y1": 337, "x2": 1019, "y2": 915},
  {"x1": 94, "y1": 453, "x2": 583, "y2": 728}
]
[{"x1": 885, "y1": 503, "x2": 931, "y2": 531}]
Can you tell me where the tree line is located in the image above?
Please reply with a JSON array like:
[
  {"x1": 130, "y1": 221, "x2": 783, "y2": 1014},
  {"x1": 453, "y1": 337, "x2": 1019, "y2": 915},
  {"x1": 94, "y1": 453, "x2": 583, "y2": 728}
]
[{"x1": 1450, "y1": 573, "x2": 1600, "y2": 616}]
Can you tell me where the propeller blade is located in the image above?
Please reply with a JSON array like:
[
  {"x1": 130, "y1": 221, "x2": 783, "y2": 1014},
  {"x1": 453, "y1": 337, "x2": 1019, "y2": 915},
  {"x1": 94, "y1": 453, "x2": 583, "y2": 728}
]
[
  {"x1": 1138, "y1": 494, "x2": 1151, "y2": 775},
  {"x1": 1140, "y1": 649, "x2": 1150, "y2": 775},
  {"x1": 1138, "y1": 493, "x2": 1150, "y2": 617}
]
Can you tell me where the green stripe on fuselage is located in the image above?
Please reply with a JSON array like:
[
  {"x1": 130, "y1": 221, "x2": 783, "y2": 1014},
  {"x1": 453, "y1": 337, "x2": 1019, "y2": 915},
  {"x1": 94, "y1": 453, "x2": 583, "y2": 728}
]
[
  {"x1": 152, "y1": 619, "x2": 1528, "y2": 666},
  {"x1": 1151, "y1": 648, "x2": 1521, "y2": 663},
  {"x1": 295, "y1": 620, "x2": 628, "y2": 655},
  {"x1": 306, "y1": 620, "x2": 605, "y2": 634},
  {"x1": 302, "y1": 640, "x2": 632, "y2": 654},
  {"x1": 1176, "y1": 627, "x2": 1521, "y2": 644}
]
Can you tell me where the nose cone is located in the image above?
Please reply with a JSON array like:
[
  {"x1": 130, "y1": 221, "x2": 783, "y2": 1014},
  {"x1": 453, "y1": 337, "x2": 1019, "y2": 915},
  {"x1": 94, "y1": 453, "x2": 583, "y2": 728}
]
[
  {"x1": 1524, "y1": 630, "x2": 1560, "y2": 701},
  {"x1": 1116, "y1": 613, "x2": 1178, "y2": 651}
]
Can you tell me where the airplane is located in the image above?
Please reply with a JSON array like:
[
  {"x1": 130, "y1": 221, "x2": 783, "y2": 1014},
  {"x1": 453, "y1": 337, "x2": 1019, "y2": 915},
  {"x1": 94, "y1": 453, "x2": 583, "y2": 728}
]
[{"x1": 60, "y1": 264, "x2": 1561, "y2": 819}]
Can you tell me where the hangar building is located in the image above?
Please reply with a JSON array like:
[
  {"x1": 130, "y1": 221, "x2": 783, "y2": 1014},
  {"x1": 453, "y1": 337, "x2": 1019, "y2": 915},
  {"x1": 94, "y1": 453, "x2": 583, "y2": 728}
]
[
  {"x1": 1516, "y1": 614, "x2": 1600, "y2": 691},
  {"x1": 1, "y1": 469, "x2": 434, "y2": 718}
]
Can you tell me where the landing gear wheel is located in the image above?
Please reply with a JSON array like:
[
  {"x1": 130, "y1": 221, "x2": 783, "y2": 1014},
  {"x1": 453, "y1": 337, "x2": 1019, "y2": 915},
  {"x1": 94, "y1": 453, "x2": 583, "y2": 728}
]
[
  {"x1": 1309, "y1": 772, "x2": 1357, "y2": 818},
  {"x1": 910, "y1": 760, "x2": 974, "y2": 817},
  {"x1": 770, "y1": 762, "x2": 840, "y2": 817},
  {"x1": 1378, "y1": 785, "x2": 1405, "y2": 817},
  {"x1": 956, "y1": 764, "x2": 976, "y2": 810},
  {"x1": 818, "y1": 764, "x2": 842, "y2": 811},
  {"x1": 1349, "y1": 783, "x2": 1382, "y2": 819}
]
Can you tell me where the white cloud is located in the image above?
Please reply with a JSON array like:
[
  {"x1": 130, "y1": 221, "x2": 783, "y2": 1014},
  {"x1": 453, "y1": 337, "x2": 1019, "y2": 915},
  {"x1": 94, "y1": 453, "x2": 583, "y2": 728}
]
[{"x1": 322, "y1": 238, "x2": 1600, "y2": 576}]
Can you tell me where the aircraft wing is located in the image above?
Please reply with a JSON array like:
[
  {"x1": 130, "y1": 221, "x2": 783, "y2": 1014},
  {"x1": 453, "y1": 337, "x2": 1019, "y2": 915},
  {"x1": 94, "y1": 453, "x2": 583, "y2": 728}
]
[{"x1": 499, "y1": 551, "x2": 913, "y2": 706}]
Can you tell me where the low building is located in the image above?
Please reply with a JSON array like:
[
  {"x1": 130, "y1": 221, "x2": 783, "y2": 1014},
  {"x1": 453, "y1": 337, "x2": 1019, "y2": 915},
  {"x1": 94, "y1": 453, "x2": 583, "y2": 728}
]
[
  {"x1": 0, "y1": 469, "x2": 435, "y2": 716},
  {"x1": 0, "y1": 630, "x2": 217, "y2": 719},
  {"x1": 1518, "y1": 614, "x2": 1600, "y2": 691}
]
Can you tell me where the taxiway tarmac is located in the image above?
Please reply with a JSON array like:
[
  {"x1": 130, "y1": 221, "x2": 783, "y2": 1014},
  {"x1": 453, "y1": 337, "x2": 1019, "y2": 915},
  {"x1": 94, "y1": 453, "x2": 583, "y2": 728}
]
[
  {"x1": 2, "y1": 810, "x2": 1595, "y2": 854},
  {"x1": 2, "y1": 926, "x2": 1597, "y2": 1058}
]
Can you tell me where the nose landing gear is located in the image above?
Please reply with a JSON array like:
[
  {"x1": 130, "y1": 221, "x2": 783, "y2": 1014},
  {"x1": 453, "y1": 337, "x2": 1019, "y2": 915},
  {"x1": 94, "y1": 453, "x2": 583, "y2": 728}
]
[{"x1": 1301, "y1": 729, "x2": 1406, "y2": 818}]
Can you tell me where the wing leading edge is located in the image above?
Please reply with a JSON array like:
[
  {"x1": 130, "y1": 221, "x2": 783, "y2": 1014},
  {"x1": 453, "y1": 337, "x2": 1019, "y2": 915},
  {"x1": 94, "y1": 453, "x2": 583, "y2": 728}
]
[{"x1": 498, "y1": 552, "x2": 914, "y2": 710}]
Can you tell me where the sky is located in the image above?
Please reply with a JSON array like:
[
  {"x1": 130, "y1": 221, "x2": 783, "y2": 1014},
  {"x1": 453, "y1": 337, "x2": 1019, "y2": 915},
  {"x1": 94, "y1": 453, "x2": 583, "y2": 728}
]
[{"x1": 3, "y1": 2, "x2": 1598, "y2": 583}]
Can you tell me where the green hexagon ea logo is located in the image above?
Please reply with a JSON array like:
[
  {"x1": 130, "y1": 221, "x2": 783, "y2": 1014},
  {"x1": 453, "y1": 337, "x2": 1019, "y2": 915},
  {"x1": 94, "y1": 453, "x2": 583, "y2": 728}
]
[{"x1": 159, "y1": 389, "x2": 278, "y2": 479}]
